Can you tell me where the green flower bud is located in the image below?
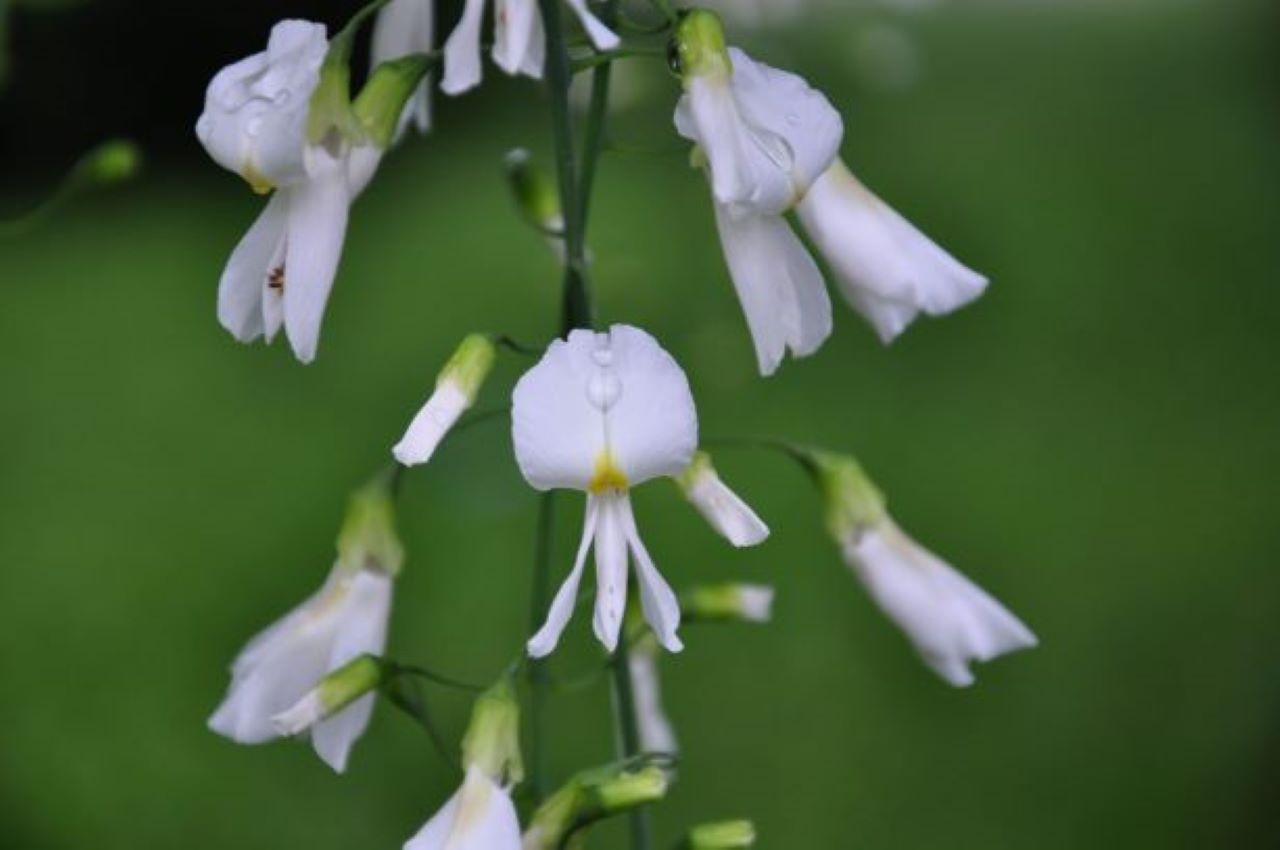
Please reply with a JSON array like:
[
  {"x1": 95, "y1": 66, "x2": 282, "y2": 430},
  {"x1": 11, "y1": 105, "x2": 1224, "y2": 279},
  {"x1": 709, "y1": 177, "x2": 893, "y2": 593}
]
[
  {"x1": 524, "y1": 764, "x2": 670, "y2": 850},
  {"x1": 272, "y1": 654, "x2": 386, "y2": 736},
  {"x1": 680, "y1": 583, "x2": 774, "y2": 624},
  {"x1": 354, "y1": 54, "x2": 434, "y2": 149},
  {"x1": 336, "y1": 472, "x2": 405, "y2": 577},
  {"x1": 684, "y1": 820, "x2": 757, "y2": 849},
  {"x1": 669, "y1": 9, "x2": 731, "y2": 83},
  {"x1": 78, "y1": 139, "x2": 142, "y2": 186},
  {"x1": 461, "y1": 675, "x2": 523, "y2": 784},
  {"x1": 810, "y1": 451, "x2": 887, "y2": 541},
  {"x1": 592, "y1": 766, "x2": 668, "y2": 812},
  {"x1": 504, "y1": 148, "x2": 563, "y2": 233}
]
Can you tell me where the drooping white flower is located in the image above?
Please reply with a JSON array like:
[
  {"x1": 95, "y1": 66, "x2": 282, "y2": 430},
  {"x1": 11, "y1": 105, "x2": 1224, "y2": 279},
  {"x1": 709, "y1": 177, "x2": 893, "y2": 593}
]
[
  {"x1": 815, "y1": 451, "x2": 1035, "y2": 686},
  {"x1": 441, "y1": 0, "x2": 619, "y2": 95},
  {"x1": 208, "y1": 477, "x2": 402, "y2": 771},
  {"x1": 372, "y1": 0, "x2": 435, "y2": 137},
  {"x1": 671, "y1": 11, "x2": 987, "y2": 373},
  {"x1": 394, "y1": 335, "x2": 496, "y2": 466},
  {"x1": 795, "y1": 159, "x2": 988, "y2": 343},
  {"x1": 405, "y1": 678, "x2": 523, "y2": 850},
  {"x1": 208, "y1": 566, "x2": 394, "y2": 771},
  {"x1": 681, "y1": 583, "x2": 775, "y2": 624},
  {"x1": 513, "y1": 325, "x2": 698, "y2": 657},
  {"x1": 197, "y1": 20, "x2": 385, "y2": 363},
  {"x1": 676, "y1": 451, "x2": 769, "y2": 547}
]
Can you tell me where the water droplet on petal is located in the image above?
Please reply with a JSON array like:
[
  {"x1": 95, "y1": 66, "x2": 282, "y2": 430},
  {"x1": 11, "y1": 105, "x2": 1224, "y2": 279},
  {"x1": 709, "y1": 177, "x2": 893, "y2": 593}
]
[
  {"x1": 246, "y1": 116, "x2": 264, "y2": 138},
  {"x1": 586, "y1": 371, "x2": 623, "y2": 411},
  {"x1": 591, "y1": 348, "x2": 614, "y2": 367}
]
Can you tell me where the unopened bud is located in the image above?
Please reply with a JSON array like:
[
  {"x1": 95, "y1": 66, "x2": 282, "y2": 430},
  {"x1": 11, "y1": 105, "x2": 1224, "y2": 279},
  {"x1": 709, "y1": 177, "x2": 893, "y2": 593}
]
[
  {"x1": 354, "y1": 54, "x2": 433, "y2": 148},
  {"x1": 272, "y1": 654, "x2": 384, "y2": 735},
  {"x1": 680, "y1": 583, "x2": 774, "y2": 624},
  {"x1": 461, "y1": 675, "x2": 523, "y2": 785},
  {"x1": 78, "y1": 139, "x2": 143, "y2": 186},
  {"x1": 669, "y1": 9, "x2": 731, "y2": 82},
  {"x1": 684, "y1": 820, "x2": 757, "y2": 849},
  {"x1": 524, "y1": 763, "x2": 670, "y2": 850},
  {"x1": 593, "y1": 766, "x2": 668, "y2": 812},
  {"x1": 676, "y1": 452, "x2": 769, "y2": 547},
  {"x1": 336, "y1": 472, "x2": 405, "y2": 576},
  {"x1": 809, "y1": 450, "x2": 887, "y2": 541},
  {"x1": 504, "y1": 148, "x2": 563, "y2": 234},
  {"x1": 393, "y1": 334, "x2": 496, "y2": 466}
]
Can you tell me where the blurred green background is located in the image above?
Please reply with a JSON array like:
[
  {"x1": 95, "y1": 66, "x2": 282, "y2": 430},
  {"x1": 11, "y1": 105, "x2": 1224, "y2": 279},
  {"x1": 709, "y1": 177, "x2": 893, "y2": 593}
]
[{"x1": 2, "y1": 0, "x2": 1278, "y2": 847}]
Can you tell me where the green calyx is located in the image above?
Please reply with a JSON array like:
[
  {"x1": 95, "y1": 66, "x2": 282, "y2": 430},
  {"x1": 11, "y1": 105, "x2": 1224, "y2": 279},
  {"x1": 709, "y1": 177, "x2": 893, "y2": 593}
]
[
  {"x1": 335, "y1": 472, "x2": 405, "y2": 577},
  {"x1": 524, "y1": 764, "x2": 670, "y2": 850},
  {"x1": 318, "y1": 654, "x2": 386, "y2": 714},
  {"x1": 669, "y1": 9, "x2": 731, "y2": 83},
  {"x1": 683, "y1": 820, "x2": 757, "y2": 849},
  {"x1": 461, "y1": 675, "x2": 524, "y2": 785},
  {"x1": 504, "y1": 148, "x2": 563, "y2": 230},
  {"x1": 674, "y1": 450, "x2": 715, "y2": 494},
  {"x1": 440, "y1": 334, "x2": 497, "y2": 400},
  {"x1": 808, "y1": 450, "x2": 887, "y2": 541},
  {"x1": 353, "y1": 54, "x2": 433, "y2": 149}
]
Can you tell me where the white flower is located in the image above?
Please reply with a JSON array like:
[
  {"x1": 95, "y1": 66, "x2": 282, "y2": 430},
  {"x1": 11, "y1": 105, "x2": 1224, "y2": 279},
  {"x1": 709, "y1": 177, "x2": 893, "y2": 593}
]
[
  {"x1": 372, "y1": 0, "x2": 435, "y2": 137},
  {"x1": 394, "y1": 335, "x2": 496, "y2": 466},
  {"x1": 198, "y1": 20, "x2": 385, "y2": 363},
  {"x1": 676, "y1": 452, "x2": 769, "y2": 547},
  {"x1": 208, "y1": 565, "x2": 394, "y2": 771},
  {"x1": 513, "y1": 325, "x2": 697, "y2": 656},
  {"x1": 441, "y1": 0, "x2": 619, "y2": 95},
  {"x1": 629, "y1": 641, "x2": 677, "y2": 757},
  {"x1": 795, "y1": 159, "x2": 988, "y2": 343},
  {"x1": 404, "y1": 766, "x2": 522, "y2": 850},
  {"x1": 673, "y1": 14, "x2": 987, "y2": 372},
  {"x1": 841, "y1": 519, "x2": 1036, "y2": 686},
  {"x1": 196, "y1": 20, "x2": 327, "y2": 192}
]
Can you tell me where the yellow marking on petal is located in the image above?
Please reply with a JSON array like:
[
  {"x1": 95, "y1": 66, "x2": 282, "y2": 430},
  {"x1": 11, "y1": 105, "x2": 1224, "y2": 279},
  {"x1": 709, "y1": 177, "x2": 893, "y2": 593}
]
[
  {"x1": 589, "y1": 453, "x2": 629, "y2": 494},
  {"x1": 241, "y1": 163, "x2": 274, "y2": 195}
]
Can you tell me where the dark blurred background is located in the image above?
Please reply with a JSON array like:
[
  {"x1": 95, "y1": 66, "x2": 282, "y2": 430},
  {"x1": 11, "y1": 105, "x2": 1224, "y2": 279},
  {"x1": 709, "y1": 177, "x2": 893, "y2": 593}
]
[{"x1": 2, "y1": 0, "x2": 1279, "y2": 848}]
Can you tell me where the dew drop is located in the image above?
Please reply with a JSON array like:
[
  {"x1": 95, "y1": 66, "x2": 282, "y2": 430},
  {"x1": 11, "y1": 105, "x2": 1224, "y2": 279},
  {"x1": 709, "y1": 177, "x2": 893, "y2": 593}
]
[{"x1": 246, "y1": 116, "x2": 264, "y2": 138}]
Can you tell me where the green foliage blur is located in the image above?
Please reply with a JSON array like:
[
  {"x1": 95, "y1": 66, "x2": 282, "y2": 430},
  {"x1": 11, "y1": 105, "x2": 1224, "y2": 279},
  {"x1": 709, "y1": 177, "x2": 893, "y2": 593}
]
[{"x1": 1, "y1": 1, "x2": 1277, "y2": 848}]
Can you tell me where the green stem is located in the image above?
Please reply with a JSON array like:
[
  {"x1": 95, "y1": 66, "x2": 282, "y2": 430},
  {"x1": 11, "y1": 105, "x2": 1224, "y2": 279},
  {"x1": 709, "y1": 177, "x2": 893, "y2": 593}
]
[
  {"x1": 611, "y1": 634, "x2": 654, "y2": 849},
  {"x1": 527, "y1": 491, "x2": 557, "y2": 803}
]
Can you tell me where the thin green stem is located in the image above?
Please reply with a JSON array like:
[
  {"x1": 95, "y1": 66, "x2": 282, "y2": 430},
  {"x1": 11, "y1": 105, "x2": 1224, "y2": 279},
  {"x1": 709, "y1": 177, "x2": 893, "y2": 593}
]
[
  {"x1": 610, "y1": 634, "x2": 654, "y2": 849},
  {"x1": 577, "y1": 0, "x2": 623, "y2": 230},
  {"x1": 527, "y1": 491, "x2": 557, "y2": 802}
]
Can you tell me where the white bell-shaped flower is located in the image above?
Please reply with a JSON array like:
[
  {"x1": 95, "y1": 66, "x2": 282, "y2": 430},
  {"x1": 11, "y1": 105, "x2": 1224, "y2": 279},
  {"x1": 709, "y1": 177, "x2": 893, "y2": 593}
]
[
  {"x1": 405, "y1": 766, "x2": 522, "y2": 850},
  {"x1": 796, "y1": 160, "x2": 989, "y2": 343},
  {"x1": 441, "y1": 0, "x2": 619, "y2": 95},
  {"x1": 629, "y1": 640, "x2": 677, "y2": 757},
  {"x1": 208, "y1": 565, "x2": 394, "y2": 771},
  {"x1": 198, "y1": 20, "x2": 387, "y2": 363},
  {"x1": 371, "y1": 0, "x2": 435, "y2": 137},
  {"x1": 842, "y1": 519, "x2": 1036, "y2": 687},
  {"x1": 513, "y1": 325, "x2": 698, "y2": 656},
  {"x1": 196, "y1": 20, "x2": 327, "y2": 192}
]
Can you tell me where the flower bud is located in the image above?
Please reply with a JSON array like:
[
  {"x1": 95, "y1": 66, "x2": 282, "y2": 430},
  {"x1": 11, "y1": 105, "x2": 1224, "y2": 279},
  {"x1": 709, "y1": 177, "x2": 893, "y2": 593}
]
[
  {"x1": 809, "y1": 450, "x2": 887, "y2": 541},
  {"x1": 461, "y1": 676, "x2": 523, "y2": 784},
  {"x1": 504, "y1": 148, "x2": 563, "y2": 235},
  {"x1": 79, "y1": 139, "x2": 143, "y2": 186},
  {"x1": 683, "y1": 820, "x2": 757, "y2": 849},
  {"x1": 680, "y1": 583, "x2": 774, "y2": 624},
  {"x1": 524, "y1": 764, "x2": 670, "y2": 850},
  {"x1": 393, "y1": 334, "x2": 496, "y2": 466},
  {"x1": 353, "y1": 54, "x2": 434, "y2": 148},
  {"x1": 669, "y1": 9, "x2": 731, "y2": 82},
  {"x1": 336, "y1": 472, "x2": 405, "y2": 577},
  {"x1": 271, "y1": 653, "x2": 385, "y2": 735},
  {"x1": 676, "y1": 451, "x2": 769, "y2": 547}
]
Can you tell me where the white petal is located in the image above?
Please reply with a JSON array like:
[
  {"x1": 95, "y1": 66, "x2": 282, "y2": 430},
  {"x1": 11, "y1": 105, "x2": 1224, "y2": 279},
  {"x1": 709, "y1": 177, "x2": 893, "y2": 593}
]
[
  {"x1": 844, "y1": 519, "x2": 1036, "y2": 686},
  {"x1": 282, "y1": 148, "x2": 352, "y2": 363},
  {"x1": 528, "y1": 497, "x2": 600, "y2": 658},
  {"x1": 517, "y1": 8, "x2": 546, "y2": 79},
  {"x1": 441, "y1": 0, "x2": 489, "y2": 95},
  {"x1": 372, "y1": 0, "x2": 435, "y2": 135},
  {"x1": 405, "y1": 768, "x2": 521, "y2": 850},
  {"x1": 346, "y1": 146, "x2": 385, "y2": 198},
  {"x1": 591, "y1": 495, "x2": 629, "y2": 652},
  {"x1": 711, "y1": 202, "x2": 831, "y2": 376},
  {"x1": 217, "y1": 191, "x2": 287, "y2": 342},
  {"x1": 621, "y1": 497, "x2": 683, "y2": 653},
  {"x1": 682, "y1": 465, "x2": 769, "y2": 547},
  {"x1": 628, "y1": 646, "x2": 678, "y2": 756},
  {"x1": 393, "y1": 380, "x2": 471, "y2": 466},
  {"x1": 512, "y1": 329, "x2": 610, "y2": 491},
  {"x1": 311, "y1": 570, "x2": 393, "y2": 772},
  {"x1": 679, "y1": 78, "x2": 764, "y2": 213},
  {"x1": 736, "y1": 584, "x2": 775, "y2": 623},
  {"x1": 492, "y1": 0, "x2": 539, "y2": 76},
  {"x1": 562, "y1": 0, "x2": 620, "y2": 51},
  {"x1": 599, "y1": 325, "x2": 698, "y2": 486},
  {"x1": 725, "y1": 47, "x2": 843, "y2": 201},
  {"x1": 796, "y1": 161, "x2": 988, "y2": 344},
  {"x1": 271, "y1": 689, "x2": 325, "y2": 736}
]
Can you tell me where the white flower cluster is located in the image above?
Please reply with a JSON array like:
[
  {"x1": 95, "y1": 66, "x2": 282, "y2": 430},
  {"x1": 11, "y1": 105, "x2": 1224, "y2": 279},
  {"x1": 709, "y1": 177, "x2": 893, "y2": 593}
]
[{"x1": 196, "y1": 3, "x2": 1035, "y2": 846}]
